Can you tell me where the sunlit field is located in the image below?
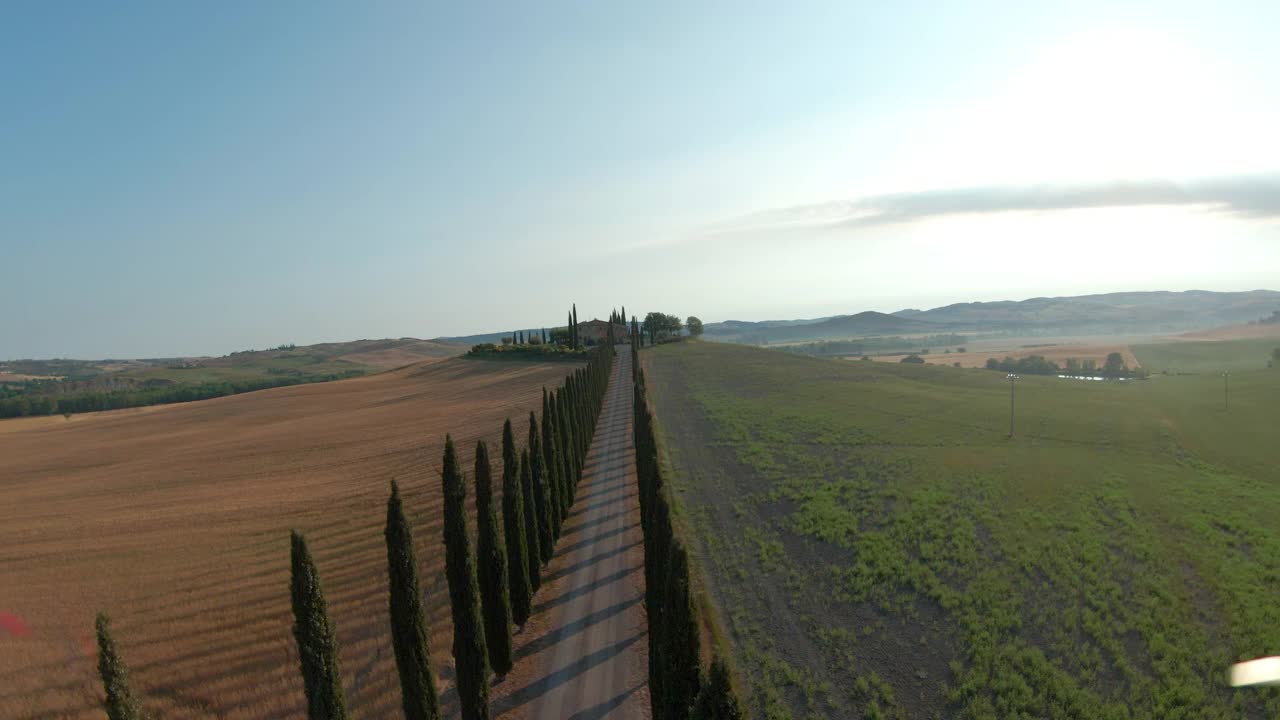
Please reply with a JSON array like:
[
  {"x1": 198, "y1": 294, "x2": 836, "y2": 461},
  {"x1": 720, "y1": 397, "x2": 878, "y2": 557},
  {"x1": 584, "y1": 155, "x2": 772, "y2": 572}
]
[
  {"x1": 0, "y1": 358, "x2": 572, "y2": 719},
  {"x1": 644, "y1": 339, "x2": 1279, "y2": 719}
]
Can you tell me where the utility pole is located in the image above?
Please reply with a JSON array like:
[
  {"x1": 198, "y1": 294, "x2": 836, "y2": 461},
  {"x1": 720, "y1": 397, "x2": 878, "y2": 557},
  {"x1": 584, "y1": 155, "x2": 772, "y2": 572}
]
[{"x1": 1007, "y1": 373, "x2": 1019, "y2": 438}]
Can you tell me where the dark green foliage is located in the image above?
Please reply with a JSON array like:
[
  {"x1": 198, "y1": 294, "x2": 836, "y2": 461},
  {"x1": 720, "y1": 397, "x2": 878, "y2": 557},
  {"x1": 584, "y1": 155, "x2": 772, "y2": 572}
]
[
  {"x1": 385, "y1": 482, "x2": 441, "y2": 720},
  {"x1": 555, "y1": 389, "x2": 575, "y2": 517},
  {"x1": 541, "y1": 389, "x2": 565, "y2": 538},
  {"x1": 691, "y1": 656, "x2": 748, "y2": 720},
  {"x1": 572, "y1": 303, "x2": 579, "y2": 348},
  {"x1": 0, "y1": 370, "x2": 364, "y2": 418},
  {"x1": 519, "y1": 448, "x2": 542, "y2": 591},
  {"x1": 501, "y1": 421, "x2": 533, "y2": 625},
  {"x1": 631, "y1": 360, "x2": 733, "y2": 720},
  {"x1": 899, "y1": 354, "x2": 926, "y2": 364},
  {"x1": 440, "y1": 436, "x2": 491, "y2": 720},
  {"x1": 290, "y1": 531, "x2": 348, "y2": 720},
  {"x1": 473, "y1": 441, "x2": 514, "y2": 676},
  {"x1": 663, "y1": 542, "x2": 702, "y2": 719},
  {"x1": 94, "y1": 612, "x2": 142, "y2": 720},
  {"x1": 530, "y1": 411, "x2": 555, "y2": 566}
]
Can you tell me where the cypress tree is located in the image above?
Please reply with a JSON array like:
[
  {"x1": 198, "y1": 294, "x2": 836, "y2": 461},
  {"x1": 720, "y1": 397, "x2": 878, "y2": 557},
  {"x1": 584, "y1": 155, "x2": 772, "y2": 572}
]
[
  {"x1": 560, "y1": 383, "x2": 580, "y2": 500},
  {"x1": 385, "y1": 482, "x2": 441, "y2": 720},
  {"x1": 664, "y1": 542, "x2": 702, "y2": 720},
  {"x1": 567, "y1": 312, "x2": 574, "y2": 347},
  {"x1": 290, "y1": 531, "x2": 348, "y2": 720},
  {"x1": 94, "y1": 612, "x2": 142, "y2": 720},
  {"x1": 441, "y1": 436, "x2": 491, "y2": 720},
  {"x1": 550, "y1": 390, "x2": 572, "y2": 521},
  {"x1": 519, "y1": 447, "x2": 542, "y2": 591},
  {"x1": 572, "y1": 304, "x2": 579, "y2": 347},
  {"x1": 473, "y1": 441, "x2": 514, "y2": 676},
  {"x1": 529, "y1": 411, "x2": 555, "y2": 565},
  {"x1": 541, "y1": 389, "x2": 564, "y2": 538},
  {"x1": 501, "y1": 421, "x2": 532, "y2": 626},
  {"x1": 691, "y1": 655, "x2": 748, "y2": 720}
]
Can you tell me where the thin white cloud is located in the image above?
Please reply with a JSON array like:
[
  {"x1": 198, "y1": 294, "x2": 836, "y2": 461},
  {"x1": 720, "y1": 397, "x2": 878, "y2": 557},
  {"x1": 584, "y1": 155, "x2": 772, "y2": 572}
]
[{"x1": 710, "y1": 175, "x2": 1280, "y2": 234}]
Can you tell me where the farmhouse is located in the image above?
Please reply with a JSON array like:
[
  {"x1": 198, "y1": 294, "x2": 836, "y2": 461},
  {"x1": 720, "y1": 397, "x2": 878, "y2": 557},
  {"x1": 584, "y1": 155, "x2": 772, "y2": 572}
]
[{"x1": 578, "y1": 319, "x2": 629, "y2": 345}]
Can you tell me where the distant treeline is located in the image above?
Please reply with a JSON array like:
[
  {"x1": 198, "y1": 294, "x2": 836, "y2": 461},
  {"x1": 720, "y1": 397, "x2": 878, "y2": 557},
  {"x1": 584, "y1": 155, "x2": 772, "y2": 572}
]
[
  {"x1": 779, "y1": 334, "x2": 968, "y2": 357},
  {"x1": 983, "y1": 352, "x2": 1148, "y2": 378},
  {"x1": 466, "y1": 343, "x2": 588, "y2": 360},
  {"x1": 0, "y1": 371, "x2": 365, "y2": 418}
]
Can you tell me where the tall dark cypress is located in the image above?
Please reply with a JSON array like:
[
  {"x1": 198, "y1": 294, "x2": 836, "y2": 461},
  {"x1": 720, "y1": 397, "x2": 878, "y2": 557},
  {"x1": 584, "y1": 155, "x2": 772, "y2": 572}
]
[
  {"x1": 664, "y1": 542, "x2": 702, "y2": 720},
  {"x1": 441, "y1": 436, "x2": 491, "y2": 720},
  {"x1": 567, "y1": 312, "x2": 574, "y2": 347},
  {"x1": 549, "y1": 390, "x2": 571, "y2": 521},
  {"x1": 529, "y1": 411, "x2": 555, "y2": 564},
  {"x1": 519, "y1": 447, "x2": 542, "y2": 591},
  {"x1": 473, "y1": 441, "x2": 514, "y2": 676},
  {"x1": 501, "y1": 421, "x2": 532, "y2": 626},
  {"x1": 541, "y1": 389, "x2": 564, "y2": 538},
  {"x1": 290, "y1": 531, "x2": 348, "y2": 720},
  {"x1": 95, "y1": 612, "x2": 142, "y2": 720},
  {"x1": 572, "y1": 304, "x2": 579, "y2": 347},
  {"x1": 385, "y1": 482, "x2": 441, "y2": 720},
  {"x1": 560, "y1": 383, "x2": 579, "y2": 500},
  {"x1": 691, "y1": 655, "x2": 749, "y2": 720}
]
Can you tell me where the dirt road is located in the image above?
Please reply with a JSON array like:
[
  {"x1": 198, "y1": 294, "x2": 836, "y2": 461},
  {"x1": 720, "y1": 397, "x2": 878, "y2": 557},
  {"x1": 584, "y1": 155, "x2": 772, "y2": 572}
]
[{"x1": 491, "y1": 349, "x2": 650, "y2": 719}]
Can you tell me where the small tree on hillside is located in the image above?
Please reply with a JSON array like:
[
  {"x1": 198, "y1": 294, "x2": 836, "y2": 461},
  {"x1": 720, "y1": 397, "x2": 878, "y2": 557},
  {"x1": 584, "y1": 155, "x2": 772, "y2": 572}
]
[
  {"x1": 473, "y1": 441, "x2": 514, "y2": 676},
  {"x1": 290, "y1": 530, "x2": 348, "y2": 720},
  {"x1": 686, "y1": 316, "x2": 704, "y2": 337},
  {"x1": 95, "y1": 612, "x2": 142, "y2": 720},
  {"x1": 384, "y1": 481, "x2": 441, "y2": 720},
  {"x1": 1103, "y1": 351, "x2": 1126, "y2": 376},
  {"x1": 440, "y1": 436, "x2": 491, "y2": 720},
  {"x1": 900, "y1": 354, "x2": 926, "y2": 364}
]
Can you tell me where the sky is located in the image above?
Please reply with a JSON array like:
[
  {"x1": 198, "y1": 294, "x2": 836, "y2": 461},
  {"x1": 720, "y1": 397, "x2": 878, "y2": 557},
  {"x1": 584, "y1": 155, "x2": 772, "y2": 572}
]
[{"x1": 2, "y1": 1, "x2": 1278, "y2": 358}]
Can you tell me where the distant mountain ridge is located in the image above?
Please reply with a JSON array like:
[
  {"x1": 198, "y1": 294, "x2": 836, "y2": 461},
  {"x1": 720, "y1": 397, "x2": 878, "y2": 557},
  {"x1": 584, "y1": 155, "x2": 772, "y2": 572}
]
[{"x1": 702, "y1": 290, "x2": 1280, "y2": 344}]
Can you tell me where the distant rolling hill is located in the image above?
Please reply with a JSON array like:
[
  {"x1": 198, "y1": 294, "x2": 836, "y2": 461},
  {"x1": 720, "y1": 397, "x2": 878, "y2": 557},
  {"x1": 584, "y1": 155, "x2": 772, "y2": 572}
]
[
  {"x1": 704, "y1": 311, "x2": 943, "y2": 344},
  {"x1": 704, "y1": 290, "x2": 1280, "y2": 344}
]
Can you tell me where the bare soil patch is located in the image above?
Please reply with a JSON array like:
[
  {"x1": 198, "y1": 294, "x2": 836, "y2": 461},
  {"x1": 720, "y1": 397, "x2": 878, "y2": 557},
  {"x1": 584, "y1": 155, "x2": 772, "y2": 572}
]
[{"x1": 0, "y1": 358, "x2": 571, "y2": 719}]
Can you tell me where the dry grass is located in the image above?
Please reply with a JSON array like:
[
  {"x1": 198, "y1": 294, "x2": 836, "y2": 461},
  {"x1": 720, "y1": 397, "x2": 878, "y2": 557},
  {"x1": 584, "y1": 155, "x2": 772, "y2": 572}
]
[
  {"x1": 876, "y1": 343, "x2": 1140, "y2": 369},
  {"x1": 1173, "y1": 323, "x2": 1280, "y2": 341},
  {"x1": 0, "y1": 358, "x2": 572, "y2": 719}
]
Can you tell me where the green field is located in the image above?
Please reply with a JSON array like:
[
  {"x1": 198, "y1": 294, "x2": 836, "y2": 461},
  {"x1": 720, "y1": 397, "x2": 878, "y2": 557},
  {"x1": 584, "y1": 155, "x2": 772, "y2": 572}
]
[
  {"x1": 1133, "y1": 338, "x2": 1279, "y2": 374},
  {"x1": 644, "y1": 340, "x2": 1279, "y2": 719}
]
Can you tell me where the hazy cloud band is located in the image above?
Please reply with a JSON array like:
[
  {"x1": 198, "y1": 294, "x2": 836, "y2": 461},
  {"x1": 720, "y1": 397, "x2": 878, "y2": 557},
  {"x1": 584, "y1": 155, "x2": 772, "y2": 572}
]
[{"x1": 718, "y1": 175, "x2": 1280, "y2": 233}]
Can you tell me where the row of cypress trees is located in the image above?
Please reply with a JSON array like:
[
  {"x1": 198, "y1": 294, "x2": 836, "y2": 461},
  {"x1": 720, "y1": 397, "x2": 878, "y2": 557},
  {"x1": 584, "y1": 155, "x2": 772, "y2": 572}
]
[
  {"x1": 89, "y1": 325, "x2": 617, "y2": 720},
  {"x1": 630, "y1": 327, "x2": 748, "y2": 720}
]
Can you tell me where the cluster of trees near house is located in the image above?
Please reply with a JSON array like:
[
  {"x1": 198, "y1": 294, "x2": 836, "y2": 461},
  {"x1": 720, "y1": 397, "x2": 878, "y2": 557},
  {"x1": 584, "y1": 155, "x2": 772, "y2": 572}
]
[
  {"x1": 92, "y1": 327, "x2": 618, "y2": 720},
  {"x1": 638, "y1": 312, "x2": 703, "y2": 346},
  {"x1": 469, "y1": 304, "x2": 635, "y2": 358},
  {"x1": 0, "y1": 371, "x2": 365, "y2": 418},
  {"x1": 631, "y1": 327, "x2": 748, "y2": 720},
  {"x1": 983, "y1": 351, "x2": 1149, "y2": 378}
]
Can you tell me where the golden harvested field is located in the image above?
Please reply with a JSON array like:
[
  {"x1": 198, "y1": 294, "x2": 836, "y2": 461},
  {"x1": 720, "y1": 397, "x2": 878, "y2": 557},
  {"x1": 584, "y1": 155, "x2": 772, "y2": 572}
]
[
  {"x1": 876, "y1": 342, "x2": 1140, "y2": 369},
  {"x1": 0, "y1": 358, "x2": 573, "y2": 719}
]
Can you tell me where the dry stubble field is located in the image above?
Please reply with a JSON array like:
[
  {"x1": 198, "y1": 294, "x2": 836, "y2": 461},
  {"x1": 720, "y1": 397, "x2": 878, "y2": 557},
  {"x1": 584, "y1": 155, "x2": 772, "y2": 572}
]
[{"x1": 0, "y1": 357, "x2": 574, "y2": 719}]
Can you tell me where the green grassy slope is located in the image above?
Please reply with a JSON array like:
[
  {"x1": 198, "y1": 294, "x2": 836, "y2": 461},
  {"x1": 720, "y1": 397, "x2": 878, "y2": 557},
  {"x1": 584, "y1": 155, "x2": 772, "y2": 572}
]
[
  {"x1": 1133, "y1": 338, "x2": 1279, "y2": 374},
  {"x1": 644, "y1": 340, "x2": 1279, "y2": 720}
]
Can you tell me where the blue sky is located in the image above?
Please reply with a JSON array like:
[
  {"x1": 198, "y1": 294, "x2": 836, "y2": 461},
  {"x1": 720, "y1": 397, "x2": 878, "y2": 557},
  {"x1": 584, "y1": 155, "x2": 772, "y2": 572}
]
[{"x1": 3, "y1": 1, "x2": 1278, "y2": 358}]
